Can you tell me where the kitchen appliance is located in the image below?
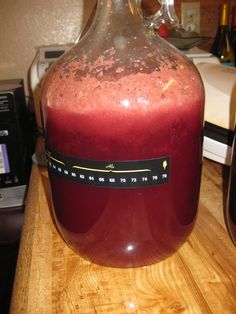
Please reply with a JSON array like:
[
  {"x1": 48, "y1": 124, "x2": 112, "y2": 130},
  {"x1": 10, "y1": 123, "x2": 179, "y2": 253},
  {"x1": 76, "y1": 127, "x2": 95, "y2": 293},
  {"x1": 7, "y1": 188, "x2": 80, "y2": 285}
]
[
  {"x1": 0, "y1": 79, "x2": 32, "y2": 208},
  {"x1": 30, "y1": 45, "x2": 235, "y2": 166},
  {"x1": 196, "y1": 62, "x2": 236, "y2": 165},
  {"x1": 184, "y1": 47, "x2": 235, "y2": 165}
]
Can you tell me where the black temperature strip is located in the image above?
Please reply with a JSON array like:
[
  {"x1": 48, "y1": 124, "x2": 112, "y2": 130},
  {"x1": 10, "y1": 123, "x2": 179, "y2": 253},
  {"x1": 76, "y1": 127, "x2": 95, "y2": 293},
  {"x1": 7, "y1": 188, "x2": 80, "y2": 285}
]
[{"x1": 46, "y1": 148, "x2": 170, "y2": 188}]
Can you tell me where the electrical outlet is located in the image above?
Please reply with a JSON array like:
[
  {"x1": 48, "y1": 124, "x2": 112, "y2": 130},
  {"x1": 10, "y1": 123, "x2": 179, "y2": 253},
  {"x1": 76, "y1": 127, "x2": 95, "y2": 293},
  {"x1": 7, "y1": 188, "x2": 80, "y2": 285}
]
[{"x1": 181, "y1": 2, "x2": 200, "y2": 33}]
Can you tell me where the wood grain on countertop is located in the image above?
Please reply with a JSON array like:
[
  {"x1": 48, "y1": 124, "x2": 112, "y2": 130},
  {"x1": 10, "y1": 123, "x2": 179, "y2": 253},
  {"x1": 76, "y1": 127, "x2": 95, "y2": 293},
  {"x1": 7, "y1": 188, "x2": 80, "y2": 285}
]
[{"x1": 10, "y1": 155, "x2": 236, "y2": 313}]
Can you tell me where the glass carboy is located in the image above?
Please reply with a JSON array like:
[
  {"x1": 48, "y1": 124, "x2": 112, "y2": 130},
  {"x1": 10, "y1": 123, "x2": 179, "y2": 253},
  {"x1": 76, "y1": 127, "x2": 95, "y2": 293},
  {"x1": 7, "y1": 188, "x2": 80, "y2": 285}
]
[{"x1": 41, "y1": 0, "x2": 204, "y2": 267}]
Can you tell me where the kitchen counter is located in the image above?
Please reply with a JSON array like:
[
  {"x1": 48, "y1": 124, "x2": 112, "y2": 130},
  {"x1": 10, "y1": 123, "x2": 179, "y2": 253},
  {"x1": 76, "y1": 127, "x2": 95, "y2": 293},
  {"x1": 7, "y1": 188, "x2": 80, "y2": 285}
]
[{"x1": 10, "y1": 144, "x2": 236, "y2": 313}]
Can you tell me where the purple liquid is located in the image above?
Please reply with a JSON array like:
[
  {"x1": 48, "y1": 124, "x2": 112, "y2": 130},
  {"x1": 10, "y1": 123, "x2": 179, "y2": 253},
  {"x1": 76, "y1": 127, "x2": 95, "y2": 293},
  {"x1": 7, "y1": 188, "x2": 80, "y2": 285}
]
[{"x1": 42, "y1": 62, "x2": 204, "y2": 267}]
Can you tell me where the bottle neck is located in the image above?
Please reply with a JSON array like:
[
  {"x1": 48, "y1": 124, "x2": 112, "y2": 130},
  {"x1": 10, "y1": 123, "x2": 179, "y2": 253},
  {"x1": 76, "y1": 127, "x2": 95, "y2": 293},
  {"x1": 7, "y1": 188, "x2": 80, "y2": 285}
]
[
  {"x1": 97, "y1": 0, "x2": 137, "y2": 21},
  {"x1": 76, "y1": 0, "x2": 153, "y2": 65},
  {"x1": 92, "y1": 0, "x2": 142, "y2": 32},
  {"x1": 97, "y1": 0, "x2": 130, "y2": 12},
  {"x1": 219, "y1": 3, "x2": 230, "y2": 26}
]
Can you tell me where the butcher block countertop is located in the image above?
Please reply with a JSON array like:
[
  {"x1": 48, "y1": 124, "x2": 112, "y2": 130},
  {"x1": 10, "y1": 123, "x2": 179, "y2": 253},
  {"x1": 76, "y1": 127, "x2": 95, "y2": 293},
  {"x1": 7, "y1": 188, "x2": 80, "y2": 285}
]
[{"x1": 10, "y1": 144, "x2": 236, "y2": 313}]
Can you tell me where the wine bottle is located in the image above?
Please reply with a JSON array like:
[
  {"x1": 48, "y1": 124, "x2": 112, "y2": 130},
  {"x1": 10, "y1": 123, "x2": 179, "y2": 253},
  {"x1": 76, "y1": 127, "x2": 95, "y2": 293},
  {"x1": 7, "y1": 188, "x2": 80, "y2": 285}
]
[
  {"x1": 210, "y1": 3, "x2": 235, "y2": 66},
  {"x1": 230, "y1": 5, "x2": 236, "y2": 66},
  {"x1": 225, "y1": 126, "x2": 236, "y2": 246}
]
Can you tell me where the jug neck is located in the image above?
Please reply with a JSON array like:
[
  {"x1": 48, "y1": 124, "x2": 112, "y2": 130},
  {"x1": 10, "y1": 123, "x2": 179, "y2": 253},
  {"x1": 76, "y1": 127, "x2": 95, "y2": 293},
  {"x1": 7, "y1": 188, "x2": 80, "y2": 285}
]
[
  {"x1": 88, "y1": 0, "x2": 145, "y2": 37},
  {"x1": 96, "y1": 0, "x2": 135, "y2": 15}
]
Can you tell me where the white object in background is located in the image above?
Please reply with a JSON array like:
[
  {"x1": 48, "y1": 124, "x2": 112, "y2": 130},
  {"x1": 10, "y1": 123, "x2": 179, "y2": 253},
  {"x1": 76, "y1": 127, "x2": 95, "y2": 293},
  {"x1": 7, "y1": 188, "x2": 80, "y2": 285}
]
[
  {"x1": 184, "y1": 47, "x2": 220, "y2": 65},
  {"x1": 29, "y1": 45, "x2": 70, "y2": 131},
  {"x1": 181, "y1": 2, "x2": 200, "y2": 33},
  {"x1": 184, "y1": 48, "x2": 236, "y2": 165},
  {"x1": 203, "y1": 136, "x2": 232, "y2": 165},
  {"x1": 196, "y1": 62, "x2": 236, "y2": 131},
  {"x1": 196, "y1": 62, "x2": 236, "y2": 165}
]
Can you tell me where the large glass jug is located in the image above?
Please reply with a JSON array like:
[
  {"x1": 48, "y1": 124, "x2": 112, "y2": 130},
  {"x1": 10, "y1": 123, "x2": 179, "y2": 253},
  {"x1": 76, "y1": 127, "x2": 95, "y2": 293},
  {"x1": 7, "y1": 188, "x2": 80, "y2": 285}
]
[{"x1": 41, "y1": 0, "x2": 204, "y2": 268}]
